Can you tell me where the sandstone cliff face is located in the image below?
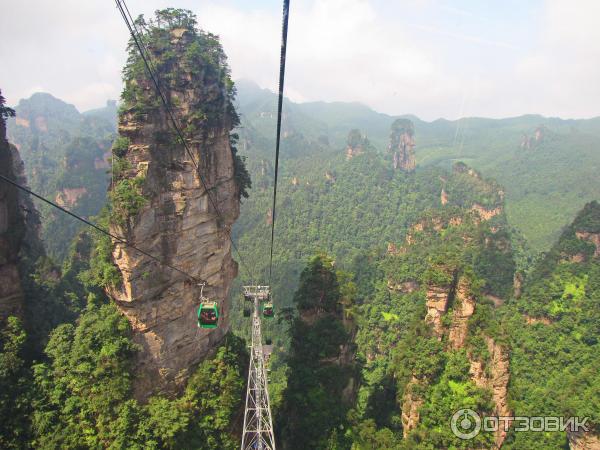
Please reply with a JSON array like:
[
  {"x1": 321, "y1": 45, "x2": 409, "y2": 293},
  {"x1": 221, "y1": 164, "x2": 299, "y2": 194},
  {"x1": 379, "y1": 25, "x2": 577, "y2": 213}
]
[
  {"x1": 108, "y1": 27, "x2": 242, "y2": 398},
  {"x1": 469, "y1": 337, "x2": 511, "y2": 449},
  {"x1": 401, "y1": 376, "x2": 424, "y2": 437},
  {"x1": 0, "y1": 118, "x2": 43, "y2": 321},
  {"x1": 440, "y1": 187, "x2": 448, "y2": 205},
  {"x1": 0, "y1": 118, "x2": 31, "y2": 320},
  {"x1": 567, "y1": 430, "x2": 600, "y2": 450},
  {"x1": 345, "y1": 129, "x2": 367, "y2": 160},
  {"x1": 425, "y1": 284, "x2": 453, "y2": 339},
  {"x1": 420, "y1": 272, "x2": 511, "y2": 447},
  {"x1": 448, "y1": 277, "x2": 476, "y2": 349},
  {"x1": 389, "y1": 119, "x2": 415, "y2": 171},
  {"x1": 575, "y1": 230, "x2": 600, "y2": 257}
]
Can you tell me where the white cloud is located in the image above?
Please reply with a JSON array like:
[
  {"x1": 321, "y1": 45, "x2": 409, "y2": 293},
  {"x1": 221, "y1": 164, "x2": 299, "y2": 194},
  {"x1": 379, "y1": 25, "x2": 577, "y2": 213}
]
[{"x1": 1, "y1": 0, "x2": 600, "y2": 119}]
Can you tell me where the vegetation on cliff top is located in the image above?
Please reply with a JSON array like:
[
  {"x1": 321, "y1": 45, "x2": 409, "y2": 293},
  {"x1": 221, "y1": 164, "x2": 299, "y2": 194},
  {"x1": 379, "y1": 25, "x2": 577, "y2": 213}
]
[{"x1": 118, "y1": 8, "x2": 250, "y2": 203}]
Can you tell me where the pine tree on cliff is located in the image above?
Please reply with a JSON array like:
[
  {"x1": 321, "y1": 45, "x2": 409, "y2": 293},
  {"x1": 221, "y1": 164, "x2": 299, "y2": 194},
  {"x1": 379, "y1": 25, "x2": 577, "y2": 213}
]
[{"x1": 0, "y1": 90, "x2": 15, "y2": 124}]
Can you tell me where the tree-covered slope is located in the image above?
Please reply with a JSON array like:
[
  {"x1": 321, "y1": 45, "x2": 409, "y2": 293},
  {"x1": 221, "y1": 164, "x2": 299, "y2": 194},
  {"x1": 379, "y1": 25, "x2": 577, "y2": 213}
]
[
  {"x1": 236, "y1": 81, "x2": 600, "y2": 252},
  {"x1": 500, "y1": 201, "x2": 600, "y2": 449},
  {"x1": 6, "y1": 94, "x2": 116, "y2": 261}
]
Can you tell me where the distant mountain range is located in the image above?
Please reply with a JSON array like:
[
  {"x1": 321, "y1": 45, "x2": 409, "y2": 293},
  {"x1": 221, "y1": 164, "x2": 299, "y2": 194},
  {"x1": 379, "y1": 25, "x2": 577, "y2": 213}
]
[
  {"x1": 5, "y1": 80, "x2": 600, "y2": 262},
  {"x1": 235, "y1": 79, "x2": 600, "y2": 252}
]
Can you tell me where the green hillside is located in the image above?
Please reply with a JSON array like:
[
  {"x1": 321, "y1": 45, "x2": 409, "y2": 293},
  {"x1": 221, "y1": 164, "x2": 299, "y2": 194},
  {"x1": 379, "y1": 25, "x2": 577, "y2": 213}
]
[
  {"x1": 236, "y1": 80, "x2": 600, "y2": 252},
  {"x1": 6, "y1": 94, "x2": 116, "y2": 261}
]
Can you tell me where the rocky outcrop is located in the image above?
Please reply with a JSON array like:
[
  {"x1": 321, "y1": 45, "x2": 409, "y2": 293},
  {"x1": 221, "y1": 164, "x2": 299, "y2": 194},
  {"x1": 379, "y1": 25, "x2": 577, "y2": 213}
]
[
  {"x1": 575, "y1": 231, "x2": 600, "y2": 257},
  {"x1": 345, "y1": 129, "x2": 368, "y2": 160},
  {"x1": 524, "y1": 315, "x2": 552, "y2": 325},
  {"x1": 108, "y1": 25, "x2": 243, "y2": 398},
  {"x1": 0, "y1": 120, "x2": 26, "y2": 320},
  {"x1": 520, "y1": 126, "x2": 546, "y2": 150},
  {"x1": 425, "y1": 284, "x2": 453, "y2": 339},
  {"x1": 55, "y1": 187, "x2": 88, "y2": 208},
  {"x1": 0, "y1": 107, "x2": 39, "y2": 320},
  {"x1": 266, "y1": 208, "x2": 273, "y2": 225},
  {"x1": 469, "y1": 337, "x2": 511, "y2": 449},
  {"x1": 567, "y1": 430, "x2": 600, "y2": 450},
  {"x1": 440, "y1": 187, "x2": 448, "y2": 205},
  {"x1": 513, "y1": 272, "x2": 523, "y2": 299},
  {"x1": 401, "y1": 376, "x2": 424, "y2": 437},
  {"x1": 389, "y1": 119, "x2": 415, "y2": 171},
  {"x1": 471, "y1": 203, "x2": 502, "y2": 221},
  {"x1": 448, "y1": 277, "x2": 476, "y2": 349},
  {"x1": 388, "y1": 280, "x2": 419, "y2": 294}
]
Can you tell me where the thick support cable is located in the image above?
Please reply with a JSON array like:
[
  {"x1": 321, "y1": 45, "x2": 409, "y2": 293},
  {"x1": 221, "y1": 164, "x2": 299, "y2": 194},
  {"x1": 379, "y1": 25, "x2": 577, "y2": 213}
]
[{"x1": 268, "y1": 0, "x2": 291, "y2": 285}]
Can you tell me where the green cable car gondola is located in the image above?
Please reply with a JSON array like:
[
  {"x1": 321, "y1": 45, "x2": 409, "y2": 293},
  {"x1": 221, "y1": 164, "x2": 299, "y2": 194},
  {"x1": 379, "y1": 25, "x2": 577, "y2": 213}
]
[
  {"x1": 262, "y1": 302, "x2": 274, "y2": 319},
  {"x1": 198, "y1": 301, "x2": 218, "y2": 329}
]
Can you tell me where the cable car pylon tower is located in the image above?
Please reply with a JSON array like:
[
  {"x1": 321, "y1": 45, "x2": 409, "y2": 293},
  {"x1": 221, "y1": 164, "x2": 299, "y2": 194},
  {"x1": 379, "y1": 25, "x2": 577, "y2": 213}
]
[
  {"x1": 241, "y1": 286, "x2": 275, "y2": 450},
  {"x1": 242, "y1": 0, "x2": 289, "y2": 448}
]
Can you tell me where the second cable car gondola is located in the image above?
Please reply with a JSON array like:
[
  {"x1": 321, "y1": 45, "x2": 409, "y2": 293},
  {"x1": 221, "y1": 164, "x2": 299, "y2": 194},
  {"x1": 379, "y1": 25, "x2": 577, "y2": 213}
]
[
  {"x1": 198, "y1": 301, "x2": 219, "y2": 328},
  {"x1": 262, "y1": 302, "x2": 274, "y2": 319}
]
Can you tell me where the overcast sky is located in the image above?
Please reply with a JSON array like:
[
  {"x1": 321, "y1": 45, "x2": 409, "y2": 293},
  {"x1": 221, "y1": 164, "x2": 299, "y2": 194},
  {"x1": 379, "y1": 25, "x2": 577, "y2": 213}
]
[{"x1": 1, "y1": 0, "x2": 600, "y2": 120}]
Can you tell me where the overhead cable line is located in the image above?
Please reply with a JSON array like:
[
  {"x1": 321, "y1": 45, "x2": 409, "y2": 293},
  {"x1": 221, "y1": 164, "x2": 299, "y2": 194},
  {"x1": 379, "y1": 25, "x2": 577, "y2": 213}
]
[
  {"x1": 0, "y1": 173, "x2": 203, "y2": 283},
  {"x1": 268, "y1": 0, "x2": 290, "y2": 286},
  {"x1": 114, "y1": 0, "x2": 254, "y2": 282}
]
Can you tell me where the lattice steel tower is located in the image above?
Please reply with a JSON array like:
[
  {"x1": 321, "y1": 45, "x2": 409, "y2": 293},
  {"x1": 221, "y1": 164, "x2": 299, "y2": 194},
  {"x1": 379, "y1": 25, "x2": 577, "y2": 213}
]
[{"x1": 241, "y1": 287, "x2": 276, "y2": 450}]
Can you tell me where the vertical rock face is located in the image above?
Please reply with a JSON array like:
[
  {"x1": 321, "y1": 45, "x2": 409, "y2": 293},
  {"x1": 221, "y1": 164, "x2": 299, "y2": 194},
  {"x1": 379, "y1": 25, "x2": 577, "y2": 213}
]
[
  {"x1": 389, "y1": 119, "x2": 415, "y2": 171},
  {"x1": 108, "y1": 17, "x2": 246, "y2": 398},
  {"x1": 575, "y1": 230, "x2": 600, "y2": 257},
  {"x1": 469, "y1": 337, "x2": 511, "y2": 448},
  {"x1": 440, "y1": 187, "x2": 448, "y2": 205},
  {"x1": 448, "y1": 277, "x2": 476, "y2": 349},
  {"x1": 425, "y1": 285, "x2": 452, "y2": 339},
  {"x1": 401, "y1": 376, "x2": 425, "y2": 437},
  {"x1": 345, "y1": 129, "x2": 368, "y2": 160},
  {"x1": 513, "y1": 272, "x2": 523, "y2": 299},
  {"x1": 567, "y1": 430, "x2": 600, "y2": 450},
  {"x1": 0, "y1": 114, "x2": 26, "y2": 320}
]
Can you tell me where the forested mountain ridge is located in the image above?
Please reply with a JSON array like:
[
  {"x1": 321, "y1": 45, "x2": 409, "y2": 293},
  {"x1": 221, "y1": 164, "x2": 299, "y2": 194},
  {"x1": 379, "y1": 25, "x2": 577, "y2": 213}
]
[
  {"x1": 342, "y1": 164, "x2": 516, "y2": 449},
  {"x1": 6, "y1": 93, "x2": 116, "y2": 261},
  {"x1": 8, "y1": 80, "x2": 600, "y2": 264},
  {"x1": 501, "y1": 201, "x2": 600, "y2": 449},
  {"x1": 272, "y1": 174, "x2": 600, "y2": 448},
  {"x1": 236, "y1": 80, "x2": 600, "y2": 252}
]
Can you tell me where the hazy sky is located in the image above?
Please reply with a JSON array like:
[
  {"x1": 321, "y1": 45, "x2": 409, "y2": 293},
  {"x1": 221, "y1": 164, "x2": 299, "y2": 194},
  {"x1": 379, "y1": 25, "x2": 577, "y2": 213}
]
[{"x1": 1, "y1": 0, "x2": 599, "y2": 120}]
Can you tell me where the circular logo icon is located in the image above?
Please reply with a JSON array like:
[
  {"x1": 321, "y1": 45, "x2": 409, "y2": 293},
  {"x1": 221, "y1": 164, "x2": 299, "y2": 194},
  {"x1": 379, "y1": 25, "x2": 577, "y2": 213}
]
[{"x1": 451, "y1": 408, "x2": 481, "y2": 440}]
